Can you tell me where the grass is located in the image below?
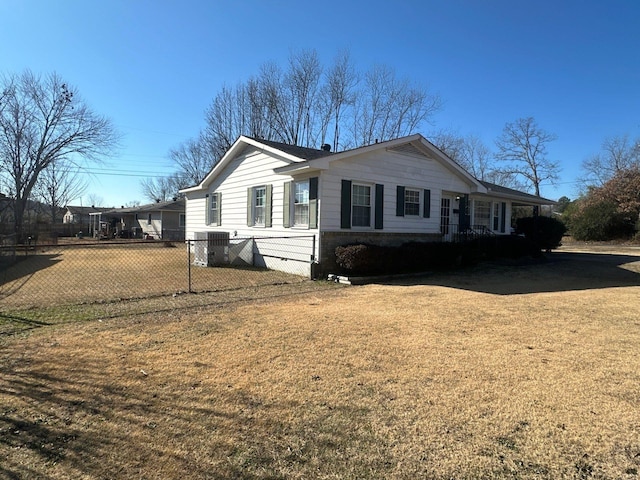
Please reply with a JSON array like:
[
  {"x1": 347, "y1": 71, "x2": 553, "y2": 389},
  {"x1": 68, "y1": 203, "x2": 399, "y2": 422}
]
[
  {"x1": 0, "y1": 241, "x2": 308, "y2": 311},
  {"x1": 1, "y1": 244, "x2": 640, "y2": 478}
]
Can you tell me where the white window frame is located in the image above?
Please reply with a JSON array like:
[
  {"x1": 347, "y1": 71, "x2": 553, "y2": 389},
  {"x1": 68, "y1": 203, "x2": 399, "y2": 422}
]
[
  {"x1": 209, "y1": 193, "x2": 219, "y2": 225},
  {"x1": 293, "y1": 179, "x2": 310, "y2": 227},
  {"x1": 404, "y1": 188, "x2": 421, "y2": 216},
  {"x1": 351, "y1": 183, "x2": 372, "y2": 228},
  {"x1": 493, "y1": 202, "x2": 501, "y2": 231},
  {"x1": 474, "y1": 200, "x2": 491, "y2": 229},
  {"x1": 253, "y1": 185, "x2": 266, "y2": 227},
  {"x1": 179, "y1": 213, "x2": 186, "y2": 228}
]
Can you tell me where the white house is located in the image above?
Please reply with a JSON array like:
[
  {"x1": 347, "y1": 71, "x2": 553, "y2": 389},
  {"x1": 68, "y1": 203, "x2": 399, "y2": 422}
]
[
  {"x1": 89, "y1": 199, "x2": 185, "y2": 240},
  {"x1": 181, "y1": 134, "x2": 554, "y2": 277}
]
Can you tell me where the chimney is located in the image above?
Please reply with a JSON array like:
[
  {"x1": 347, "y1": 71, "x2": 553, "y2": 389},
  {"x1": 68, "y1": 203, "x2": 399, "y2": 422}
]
[{"x1": 321, "y1": 143, "x2": 331, "y2": 152}]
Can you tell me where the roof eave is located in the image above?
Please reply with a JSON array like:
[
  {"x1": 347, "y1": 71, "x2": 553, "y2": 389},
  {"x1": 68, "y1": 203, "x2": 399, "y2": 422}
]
[{"x1": 474, "y1": 190, "x2": 557, "y2": 206}]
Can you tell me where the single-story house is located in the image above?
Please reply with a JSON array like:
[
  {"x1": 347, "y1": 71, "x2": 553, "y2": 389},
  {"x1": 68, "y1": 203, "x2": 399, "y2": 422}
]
[
  {"x1": 63, "y1": 205, "x2": 111, "y2": 225},
  {"x1": 180, "y1": 134, "x2": 555, "y2": 277},
  {"x1": 89, "y1": 198, "x2": 185, "y2": 240}
]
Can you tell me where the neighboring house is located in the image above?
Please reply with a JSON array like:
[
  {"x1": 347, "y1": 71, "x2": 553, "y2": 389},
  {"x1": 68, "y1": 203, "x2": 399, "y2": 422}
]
[
  {"x1": 63, "y1": 206, "x2": 111, "y2": 225},
  {"x1": 89, "y1": 198, "x2": 186, "y2": 240},
  {"x1": 181, "y1": 134, "x2": 555, "y2": 277}
]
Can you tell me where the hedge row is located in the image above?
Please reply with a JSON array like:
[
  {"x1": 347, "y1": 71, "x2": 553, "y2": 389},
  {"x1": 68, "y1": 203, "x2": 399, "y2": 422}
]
[{"x1": 334, "y1": 235, "x2": 540, "y2": 276}]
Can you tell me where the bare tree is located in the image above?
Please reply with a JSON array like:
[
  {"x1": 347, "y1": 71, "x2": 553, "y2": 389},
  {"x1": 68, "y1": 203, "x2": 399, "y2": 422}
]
[
  {"x1": 430, "y1": 129, "x2": 466, "y2": 163},
  {"x1": 581, "y1": 134, "x2": 640, "y2": 188},
  {"x1": 140, "y1": 173, "x2": 186, "y2": 203},
  {"x1": 431, "y1": 130, "x2": 502, "y2": 183},
  {"x1": 169, "y1": 135, "x2": 216, "y2": 186},
  {"x1": 34, "y1": 158, "x2": 88, "y2": 223},
  {"x1": 317, "y1": 50, "x2": 359, "y2": 152},
  {"x1": 495, "y1": 117, "x2": 559, "y2": 196},
  {"x1": 196, "y1": 48, "x2": 441, "y2": 170},
  {"x1": 352, "y1": 65, "x2": 441, "y2": 147},
  {"x1": 0, "y1": 70, "x2": 118, "y2": 237},
  {"x1": 86, "y1": 193, "x2": 104, "y2": 208}
]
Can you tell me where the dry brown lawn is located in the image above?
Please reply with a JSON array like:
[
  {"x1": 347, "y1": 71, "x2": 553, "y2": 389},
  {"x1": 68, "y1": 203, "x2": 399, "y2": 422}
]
[
  {"x1": 1, "y1": 244, "x2": 640, "y2": 479},
  {"x1": 0, "y1": 241, "x2": 305, "y2": 309}
]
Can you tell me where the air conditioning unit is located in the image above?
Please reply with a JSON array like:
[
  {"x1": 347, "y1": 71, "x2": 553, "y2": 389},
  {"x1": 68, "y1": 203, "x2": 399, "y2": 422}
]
[{"x1": 193, "y1": 231, "x2": 229, "y2": 266}]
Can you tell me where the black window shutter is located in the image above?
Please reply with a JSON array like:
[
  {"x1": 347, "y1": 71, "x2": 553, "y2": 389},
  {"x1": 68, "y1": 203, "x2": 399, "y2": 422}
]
[
  {"x1": 423, "y1": 189, "x2": 431, "y2": 218},
  {"x1": 309, "y1": 177, "x2": 318, "y2": 229},
  {"x1": 459, "y1": 194, "x2": 470, "y2": 230},
  {"x1": 340, "y1": 180, "x2": 352, "y2": 229},
  {"x1": 396, "y1": 186, "x2": 405, "y2": 217},
  {"x1": 501, "y1": 202, "x2": 507, "y2": 233},
  {"x1": 375, "y1": 184, "x2": 384, "y2": 229}
]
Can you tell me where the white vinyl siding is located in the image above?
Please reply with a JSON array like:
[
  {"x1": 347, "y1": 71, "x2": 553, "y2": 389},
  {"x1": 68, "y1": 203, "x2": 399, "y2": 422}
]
[{"x1": 320, "y1": 148, "x2": 469, "y2": 233}]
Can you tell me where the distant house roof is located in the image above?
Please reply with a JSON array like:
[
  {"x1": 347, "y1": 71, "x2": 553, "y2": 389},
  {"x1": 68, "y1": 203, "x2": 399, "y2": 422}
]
[
  {"x1": 94, "y1": 198, "x2": 185, "y2": 216},
  {"x1": 65, "y1": 206, "x2": 112, "y2": 215}
]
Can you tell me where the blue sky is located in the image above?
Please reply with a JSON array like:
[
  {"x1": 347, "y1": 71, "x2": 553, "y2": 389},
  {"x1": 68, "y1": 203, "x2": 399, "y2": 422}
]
[{"x1": 1, "y1": 0, "x2": 638, "y2": 207}]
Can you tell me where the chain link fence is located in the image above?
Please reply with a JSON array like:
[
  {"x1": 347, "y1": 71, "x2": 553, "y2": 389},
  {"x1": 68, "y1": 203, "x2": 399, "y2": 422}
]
[{"x1": 0, "y1": 236, "x2": 334, "y2": 333}]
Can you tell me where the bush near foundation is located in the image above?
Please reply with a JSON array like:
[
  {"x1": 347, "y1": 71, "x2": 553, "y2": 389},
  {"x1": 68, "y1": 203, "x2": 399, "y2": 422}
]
[
  {"x1": 515, "y1": 216, "x2": 566, "y2": 251},
  {"x1": 473, "y1": 234, "x2": 541, "y2": 260},
  {"x1": 334, "y1": 236, "x2": 539, "y2": 276}
]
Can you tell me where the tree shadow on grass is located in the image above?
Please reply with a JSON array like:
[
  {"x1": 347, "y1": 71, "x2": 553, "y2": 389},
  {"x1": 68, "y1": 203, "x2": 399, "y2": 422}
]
[
  {"x1": 0, "y1": 254, "x2": 62, "y2": 299},
  {"x1": 387, "y1": 251, "x2": 640, "y2": 295},
  {"x1": 0, "y1": 344, "x2": 384, "y2": 479}
]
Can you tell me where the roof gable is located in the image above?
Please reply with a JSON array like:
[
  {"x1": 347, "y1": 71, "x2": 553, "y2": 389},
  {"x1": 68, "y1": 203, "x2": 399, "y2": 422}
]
[
  {"x1": 181, "y1": 136, "x2": 326, "y2": 193},
  {"x1": 180, "y1": 134, "x2": 552, "y2": 205}
]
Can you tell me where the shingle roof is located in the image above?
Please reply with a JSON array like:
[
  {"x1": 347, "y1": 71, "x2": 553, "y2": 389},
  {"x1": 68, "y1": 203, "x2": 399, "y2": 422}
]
[
  {"x1": 250, "y1": 138, "x2": 334, "y2": 161},
  {"x1": 101, "y1": 198, "x2": 185, "y2": 215},
  {"x1": 66, "y1": 206, "x2": 111, "y2": 214},
  {"x1": 479, "y1": 181, "x2": 556, "y2": 204}
]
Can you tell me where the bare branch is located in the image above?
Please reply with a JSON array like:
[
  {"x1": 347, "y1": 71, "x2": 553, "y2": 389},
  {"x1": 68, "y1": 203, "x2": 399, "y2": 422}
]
[{"x1": 0, "y1": 70, "x2": 119, "y2": 237}]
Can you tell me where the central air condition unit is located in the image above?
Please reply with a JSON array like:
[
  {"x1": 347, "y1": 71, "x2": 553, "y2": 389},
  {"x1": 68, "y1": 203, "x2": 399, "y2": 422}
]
[{"x1": 193, "y1": 231, "x2": 229, "y2": 266}]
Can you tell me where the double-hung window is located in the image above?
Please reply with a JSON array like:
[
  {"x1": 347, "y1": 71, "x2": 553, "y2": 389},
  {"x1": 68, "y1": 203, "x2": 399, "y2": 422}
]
[
  {"x1": 341, "y1": 179, "x2": 383, "y2": 230},
  {"x1": 254, "y1": 186, "x2": 266, "y2": 226},
  {"x1": 208, "y1": 193, "x2": 220, "y2": 225},
  {"x1": 396, "y1": 186, "x2": 430, "y2": 218},
  {"x1": 247, "y1": 185, "x2": 272, "y2": 227},
  {"x1": 284, "y1": 178, "x2": 317, "y2": 229},
  {"x1": 294, "y1": 180, "x2": 310, "y2": 226},
  {"x1": 351, "y1": 184, "x2": 371, "y2": 227},
  {"x1": 474, "y1": 200, "x2": 491, "y2": 229},
  {"x1": 404, "y1": 188, "x2": 421, "y2": 216}
]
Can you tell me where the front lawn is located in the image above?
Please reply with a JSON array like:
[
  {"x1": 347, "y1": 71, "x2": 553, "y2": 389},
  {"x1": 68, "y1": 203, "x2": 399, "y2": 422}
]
[{"x1": 1, "y1": 246, "x2": 640, "y2": 479}]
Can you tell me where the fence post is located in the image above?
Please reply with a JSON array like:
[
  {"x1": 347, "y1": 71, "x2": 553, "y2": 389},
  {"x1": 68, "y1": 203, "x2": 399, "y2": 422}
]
[{"x1": 187, "y1": 239, "x2": 192, "y2": 293}]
